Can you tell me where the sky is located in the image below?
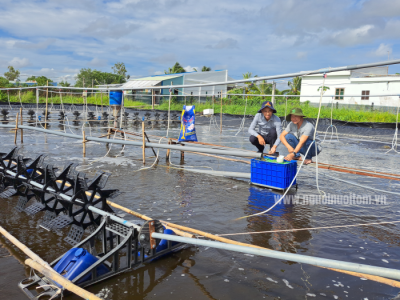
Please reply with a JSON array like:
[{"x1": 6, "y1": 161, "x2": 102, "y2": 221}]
[{"x1": 1, "y1": 0, "x2": 400, "y2": 88}]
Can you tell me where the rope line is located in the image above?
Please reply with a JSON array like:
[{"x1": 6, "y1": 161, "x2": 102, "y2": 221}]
[{"x1": 215, "y1": 220, "x2": 400, "y2": 237}]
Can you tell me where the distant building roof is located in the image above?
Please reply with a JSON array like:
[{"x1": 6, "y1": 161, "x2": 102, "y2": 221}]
[{"x1": 131, "y1": 74, "x2": 181, "y2": 81}]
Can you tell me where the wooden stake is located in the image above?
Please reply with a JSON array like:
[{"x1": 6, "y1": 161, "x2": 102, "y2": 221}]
[
  {"x1": 220, "y1": 90, "x2": 223, "y2": 133},
  {"x1": 142, "y1": 122, "x2": 146, "y2": 164},
  {"x1": 166, "y1": 138, "x2": 171, "y2": 160},
  {"x1": 151, "y1": 89, "x2": 154, "y2": 110},
  {"x1": 180, "y1": 144, "x2": 185, "y2": 161},
  {"x1": 20, "y1": 107, "x2": 23, "y2": 143},
  {"x1": 101, "y1": 91, "x2": 103, "y2": 114},
  {"x1": 14, "y1": 112, "x2": 19, "y2": 145},
  {"x1": 82, "y1": 130, "x2": 86, "y2": 156}
]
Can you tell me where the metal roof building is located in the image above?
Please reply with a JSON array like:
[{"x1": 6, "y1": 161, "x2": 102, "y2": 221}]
[{"x1": 120, "y1": 70, "x2": 236, "y2": 104}]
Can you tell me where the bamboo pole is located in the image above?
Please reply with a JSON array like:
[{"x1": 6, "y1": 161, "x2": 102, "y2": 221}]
[
  {"x1": 20, "y1": 107, "x2": 23, "y2": 143},
  {"x1": 0, "y1": 226, "x2": 47, "y2": 266},
  {"x1": 142, "y1": 122, "x2": 146, "y2": 164},
  {"x1": 0, "y1": 226, "x2": 102, "y2": 300},
  {"x1": 14, "y1": 112, "x2": 19, "y2": 145},
  {"x1": 26, "y1": 259, "x2": 102, "y2": 300},
  {"x1": 45, "y1": 80, "x2": 49, "y2": 129}
]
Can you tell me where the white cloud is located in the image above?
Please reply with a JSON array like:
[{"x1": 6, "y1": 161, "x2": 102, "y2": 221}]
[
  {"x1": 13, "y1": 38, "x2": 56, "y2": 50},
  {"x1": 324, "y1": 25, "x2": 375, "y2": 47},
  {"x1": 9, "y1": 57, "x2": 30, "y2": 68},
  {"x1": 184, "y1": 65, "x2": 198, "y2": 72},
  {"x1": 296, "y1": 52, "x2": 307, "y2": 59},
  {"x1": 372, "y1": 43, "x2": 392, "y2": 57},
  {"x1": 206, "y1": 38, "x2": 239, "y2": 49},
  {"x1": 88, "y1": 58, "x2": 108, "y2": 67},
  {"x1": 151, "y1": 53, "x2": 177, "y2": 64}
]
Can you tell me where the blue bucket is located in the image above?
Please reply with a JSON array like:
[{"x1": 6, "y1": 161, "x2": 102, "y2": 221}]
[{"x1": 109, "y1": 91, "x2": 123, "y2": 106}]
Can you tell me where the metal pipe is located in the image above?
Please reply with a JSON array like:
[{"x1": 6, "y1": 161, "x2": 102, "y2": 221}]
[
  {"x1": 0, "y1": 125, "x2": 261, "y2": 159},
  {"x1": 1, "y1": 59, "x2": 400, "y2": 91},
  {"x1": 152, "y1": 233, "x2": 400, "y2": 281},
  {"x1": 181, "y1": 169, "x2": 251, "y2": 178}
]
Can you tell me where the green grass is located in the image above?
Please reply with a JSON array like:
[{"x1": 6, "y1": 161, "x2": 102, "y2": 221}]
[
  {"x1": 1, "y1": 91, "x2": 397, "y2": 123},
  {"x1": 157, "y1": 99, "x2": 398, "y2": 123}
]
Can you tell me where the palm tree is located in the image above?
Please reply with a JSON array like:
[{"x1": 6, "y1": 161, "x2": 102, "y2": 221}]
[
  {"x1": 250, "y1": 80, "x2": 272, "y2": 99},
  {"x1": 242, "y1": 72, "x2": 258, "y2": 93},
  {"x1": 201, "y1": 66, "x2": 211, "y2": 72},
  {"x1": 164, "y1": 62, "x2": 186, "y2": 74},
  {"x1": 287, "y1": 76, "x2": 302, "y2": 95}
]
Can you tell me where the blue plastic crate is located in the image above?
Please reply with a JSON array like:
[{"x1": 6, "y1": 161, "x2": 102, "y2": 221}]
[{"x1": 250, "y1": 158, "x2": 297, "y2": 190}]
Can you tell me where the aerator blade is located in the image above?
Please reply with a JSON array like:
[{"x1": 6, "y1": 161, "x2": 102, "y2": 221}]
[
  {"x1": 64, "y1": 225, "x2": 85, "y2": 246},
  {"x1": 24, "y1": 202, "x2": 45, "y2": 215},
  {"x1": 0, "y1": 186, "x2": 17, "y2": 198},
  {"x1": 15, "y1": 196, "x2": 29, "y2": 212},
  {"x1": 43, "y1": 214, "x2": 73, "y2": 230},
  {"x1": 39, "y1": 211, "x2": 57, "y2": 231}
]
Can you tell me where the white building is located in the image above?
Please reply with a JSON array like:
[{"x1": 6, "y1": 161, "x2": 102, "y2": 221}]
[{"x1": 300, "y1": 66, "x2": 400, "y2": 109}]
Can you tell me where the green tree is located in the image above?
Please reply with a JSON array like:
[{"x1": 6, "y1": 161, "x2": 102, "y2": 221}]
[
  {"x1": 0, "y1": 77, "x2": 11, "y2": 88},
  {"x1": 242, "y1": 72, "x2": 258, "y2": 93},
  {"x1": 317, "y1": 86, "x2": 330, "y2": 94},
  {"x1": 4, "y1": 66, "x2": 20, "y2": 81},
  {"x1": 26, "y1": 75, "x2": 53, "y2": 86},
  {"x1": 74, "y1": 68, "x2": 126, "y2": 87},
  {"x1": 286, "y1": 76, "x2": 302, "y2": 95},
  {"x1": 112, "y1": 62, "x2": 128, "y2": 78},
  {"x1": 250, "y1": 80, "x2": 272, "y2": 99},
  {"x1": 164, "y1": 62, "x2": 186, "y2": 74},
  {"x1": 59, "y1": 80, "x2": 71, "y2": 87},
  {"x1": 201, "y1": 66, "x2": 211, "y2": 72}
]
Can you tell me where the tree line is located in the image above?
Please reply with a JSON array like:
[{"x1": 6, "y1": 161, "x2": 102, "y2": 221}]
[
  {"x1": 0, "y1": 62, "x2": 130, "y2": 89},
  {"x1": 0, "y1": 61, "x2": 301, "y2": 95}
]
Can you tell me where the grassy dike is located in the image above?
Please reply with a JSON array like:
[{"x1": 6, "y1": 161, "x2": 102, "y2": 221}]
[
  {"x1": 2, "y1": 90, "x2": 398, "y2": 123},
  {"x1": 157, "y1": 100, "x2": 399, "y2": 123}
]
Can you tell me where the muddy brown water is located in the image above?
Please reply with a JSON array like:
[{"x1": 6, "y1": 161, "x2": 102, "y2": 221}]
[{"x1": 0, "y1": 114, "x2": 400, "y2": 299}]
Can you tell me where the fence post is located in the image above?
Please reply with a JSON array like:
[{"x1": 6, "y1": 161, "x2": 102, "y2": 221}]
[
  {"x1": 220, "y1": 90, "x2": 223, "y2": 134},
  {"x1": 152, "y1": 89, "x2": 155, "y2": 110},
  {"x1": 20, "y1": 107, "x2": 23, "y2": 143},
  {"x1": 142, "y1": 122, "x2": 146, "y2": 164},
  {"x1": 271, "y1": 81, "x2": 276, "y2": 106},
  {"x1": 371, "y1": 102, "x2": 374, "y2": 112},
  {"x1": 82, "y1": 130, "x2": 86, "y2": 156},
  {"x1": 14, "y1": 112, "x2": 19, "y2": 145},
  {"x1": 44, "y1": 80, "x2": 49, "y2": 129}
]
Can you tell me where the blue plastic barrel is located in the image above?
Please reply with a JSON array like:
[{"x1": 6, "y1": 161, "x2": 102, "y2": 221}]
[
  {"x1": 109, "y1": 91, "x2": 123, "y2": 106},
  {"x1": 53, "y1": 248, "x2": 109, "y2": 287}
]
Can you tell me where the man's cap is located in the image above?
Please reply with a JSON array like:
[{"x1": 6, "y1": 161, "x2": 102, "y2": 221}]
[
  {"x1": 258, "y1": 101, "x2": 276, "y2": 113},
  {"x1": 285, "y1": 107, "x2": 306, "y2": 121}
]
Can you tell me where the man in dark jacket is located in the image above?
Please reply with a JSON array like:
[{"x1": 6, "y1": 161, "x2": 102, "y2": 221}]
[{"x1": 248, "y1": 101, "x2": 282, "y2": 155}]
